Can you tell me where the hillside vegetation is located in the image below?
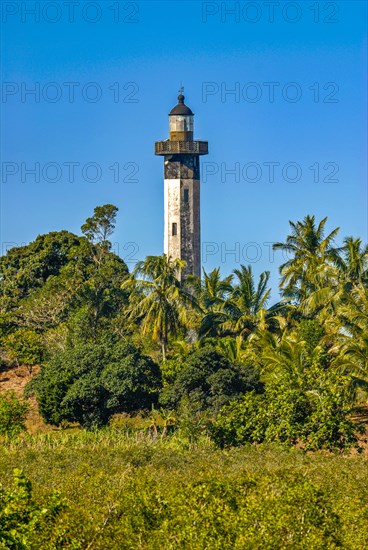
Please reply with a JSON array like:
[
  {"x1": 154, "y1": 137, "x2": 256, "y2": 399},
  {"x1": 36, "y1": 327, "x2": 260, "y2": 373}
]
[{"x1": 1, "y1": 205, "x2": 368, "y2": 547}]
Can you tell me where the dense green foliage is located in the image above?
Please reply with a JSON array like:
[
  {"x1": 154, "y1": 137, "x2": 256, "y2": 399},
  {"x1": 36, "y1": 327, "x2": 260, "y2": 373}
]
[
  {"x1": 161, "y1": 345, "x2": 263, "y2": 414},
  {"x1": 212, "y1": 321, "x2": 364, "y2": 450},
  {"x1": 29, "y1": 340, "x2": 162, "y2": 428},
  {"x1": 0, "y1": 210, "x2": 129, "y2": 352},
  {"x1": 0, "y1": 208, "x2": 367, "y2": 450},
  {"x1": 212, "y1": 376, "x2": 360, "y2": 451},
  {"x1": 0, "y1": 432, "x2": 368, "y2": 549},
  {"x1": 0, "y1": 392, "x2": 29, "y2": 439},
  {"x1": 2, "y1": 329, "x2": 44, "y2": 371},
  {"x1": 0, "y1": 231, "x2": 83, "y2": 305},
  {"x1": 1, "y1": 207, "x2": 368, "y2": 547},
  {"x1": 0, "y1": 469, "x2": 64, "y2": 549}
]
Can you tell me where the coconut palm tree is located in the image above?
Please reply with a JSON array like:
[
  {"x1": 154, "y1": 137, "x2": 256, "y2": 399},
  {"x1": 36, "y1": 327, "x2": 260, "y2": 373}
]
[
  {"x1": 226, "y1": 265, "x2": 284, "y2": 339},
  {"x1": 196, "y1": 264, "x2": 285, "y2": 340},
  {"x1": 273, "y1": 215, "x2": 339, "y2": 302},
  {"x1": 333, "y1": 284, "x2": 368, "y2": 380},
  {"x1": 197, "y1": 267, "x2": 233, "y2": 310},
  {"x1": 122, "y1": 255, "x2": 197, "y2": 361},
  {"x1": 211, "y1": 335, "x2": 247, "y2": 364},
  {"x1": 302, "y1": 237, "x2": 368, "y2": 319},
  {"x1": 191, "y1": 268, "x2": 233, "y2": 338},
  {"x1": 332, "y1": 236, "x2": 368, "y2": 288}
]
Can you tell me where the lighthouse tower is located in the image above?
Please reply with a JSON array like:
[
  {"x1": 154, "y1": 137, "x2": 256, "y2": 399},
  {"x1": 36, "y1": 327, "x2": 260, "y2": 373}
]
[{"x1": 155, "y1": 89, "x2": 208, "y2": 278}]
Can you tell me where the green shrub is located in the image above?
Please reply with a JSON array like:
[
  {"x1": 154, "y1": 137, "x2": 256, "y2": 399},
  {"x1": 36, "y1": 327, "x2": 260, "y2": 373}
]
[
  {"x1": 29, "y1": 340, "x2": 162, "y2": 429},
  {"x1": 211, "y1": 372, "x2": 362, "y2": 451},
  {"x1": 160, "y1": 345, "x2": 263, "y2": 415},
  {"x1": 0, "y1": 391, "x2": 29, "y2": 438},
  {"x1": 0, "y1": 469, "x2": 66, "y2": 549},
  {"x1": 3, "y1": 329, "x2": 44, "y2": 370}
]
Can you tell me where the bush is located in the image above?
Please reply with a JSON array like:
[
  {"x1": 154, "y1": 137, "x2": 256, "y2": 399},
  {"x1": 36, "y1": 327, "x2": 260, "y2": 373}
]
[
  {"x1": 160, "y1": 346, "x2": 263, "y2": 415},
  {"x1": 3, "y1": 328, "x2": 44, "y2": 370},
  {"x1": 29, "y1": 340, "x2": 162, "y2": 429},
  {"x1": 211, "y1": 372, "x2": 362, "y2": 451},
  {"x1": 0, "y1": 391, "x2": 29, "y2": 438},
  {"x1": 0, "y1": 469, "x2": 66, "y2": 549}
]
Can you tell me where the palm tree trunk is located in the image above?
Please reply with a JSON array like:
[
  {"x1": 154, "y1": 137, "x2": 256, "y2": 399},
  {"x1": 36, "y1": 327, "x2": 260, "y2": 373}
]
[{"x1": 161, "y1": 339, "x2": 167, "y2": 362}]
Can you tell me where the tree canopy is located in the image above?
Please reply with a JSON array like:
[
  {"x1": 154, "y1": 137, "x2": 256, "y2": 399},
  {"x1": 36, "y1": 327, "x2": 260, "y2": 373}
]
[{"x1": 0, "y1": 209, "x2": 367, "y2": 450}]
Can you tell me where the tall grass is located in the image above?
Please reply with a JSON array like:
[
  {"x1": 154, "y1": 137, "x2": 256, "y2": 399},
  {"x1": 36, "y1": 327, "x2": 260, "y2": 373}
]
[{"x1": 1, "y1": 429, "x2": 367, "y2": 549}]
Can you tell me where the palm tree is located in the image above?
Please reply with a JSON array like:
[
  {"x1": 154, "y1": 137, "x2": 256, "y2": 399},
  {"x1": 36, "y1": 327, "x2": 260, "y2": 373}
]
[
  {"x1": 196, "y1": 265, "x2": 284, "y2": 340},
  {"x1": 197, "y1": 267, "x2": 233, "y2": 310},
  {"x1": 122, "y1": 255, "x2": 197, "y2": 361},
  {"x1": 212, "y1": 335, "x2": 246, "y2": 364},
  {"x1": 302, "y1": 237, "x2": 368, "y2": 319},
  {"x1": 300, "y1": 262, "x2": 341, "y2": 318},
  {"x1": 231, "y1": 265, "x2": 271, "y2": 314},
  {"x1": 191, "y1": 268, "x2": 233, "y2": 338},
  {"x1": 333, "y1": 283, "x2": 368, "y2": 384},
  {"x1": 226, "y1": 265, "x2": 282, "y2": 338},
  {"x1": 332, "y1": 237, "x2": 368, "y2": 288},
  {"x1": 273, "y1": 215, "x2": 339, "y2": 302},
  {"x1": 261, "y1": 331, "x2": 313, "y2": 388}
]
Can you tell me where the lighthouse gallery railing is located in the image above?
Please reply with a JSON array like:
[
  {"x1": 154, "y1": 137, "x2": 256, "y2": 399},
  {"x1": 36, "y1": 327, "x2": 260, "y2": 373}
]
[{"x1": 154, "y1": 140, "x2": 209, "y2": 155}]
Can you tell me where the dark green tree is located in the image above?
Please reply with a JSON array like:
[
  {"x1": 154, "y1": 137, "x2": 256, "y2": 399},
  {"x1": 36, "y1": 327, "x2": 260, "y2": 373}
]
[
  {"x1": 29, "y1": 340, "x2": 162, "y2": 428},
  {"x1": 0, "y1": 231, "x2": 84, "y2": 309},
  {"x1": 160, "y1": 345, "x2": 262, "y2": 415}
]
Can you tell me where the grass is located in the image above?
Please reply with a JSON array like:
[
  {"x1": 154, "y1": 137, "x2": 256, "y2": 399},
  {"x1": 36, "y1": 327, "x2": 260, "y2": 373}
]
[{"x1": 1, "y1": 429, "x2": 368, "y2": 549}]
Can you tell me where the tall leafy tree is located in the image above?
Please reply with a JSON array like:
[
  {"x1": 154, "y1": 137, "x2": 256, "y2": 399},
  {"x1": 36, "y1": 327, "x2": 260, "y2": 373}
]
[
  {"x1": 81, "y1": 204, "x2": 118, "y2": 245},
  {"x1": 0, "y1": 206, "x2": 129, "y2": 352},
  {"x1": 0, "y1": 231, "x2": 84, "y2": 310},
  {"x1": 81, "y1": 204, "x2": 119, "y2": 265}
]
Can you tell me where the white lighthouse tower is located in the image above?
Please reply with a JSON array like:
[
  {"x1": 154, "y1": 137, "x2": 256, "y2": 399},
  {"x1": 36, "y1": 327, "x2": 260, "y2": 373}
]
[{"x1": 155, "y1": 89, "x2": 208, "y2": 278}]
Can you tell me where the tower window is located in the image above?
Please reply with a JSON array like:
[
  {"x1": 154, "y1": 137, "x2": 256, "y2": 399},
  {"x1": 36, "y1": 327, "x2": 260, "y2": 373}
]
[
  {"x1": 184, "y1": 189, "x2": 189, "y2": 203},
  {"x1": 172, "y1": 223, "x2": 177, "y2": 236}
]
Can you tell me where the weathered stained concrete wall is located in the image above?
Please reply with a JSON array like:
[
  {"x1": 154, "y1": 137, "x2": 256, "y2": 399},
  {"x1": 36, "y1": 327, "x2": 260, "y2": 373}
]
[
  {"x1": 164, "y1": 154, "x2": 201, "y2": 278},
  {"x1": 164, "y1": 178, "x2": 181, "y2": 261}
]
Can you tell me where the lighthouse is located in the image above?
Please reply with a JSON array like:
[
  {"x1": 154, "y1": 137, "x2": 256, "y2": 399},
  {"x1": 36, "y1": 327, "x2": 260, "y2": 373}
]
[{"x1": 155, "y1": 89, "x2": 208, "y2": 278}]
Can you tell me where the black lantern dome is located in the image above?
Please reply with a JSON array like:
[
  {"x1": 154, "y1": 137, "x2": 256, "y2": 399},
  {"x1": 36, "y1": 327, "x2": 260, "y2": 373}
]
[{"x1": 169, "y1": 92, "x2": 194, "y2": 116}]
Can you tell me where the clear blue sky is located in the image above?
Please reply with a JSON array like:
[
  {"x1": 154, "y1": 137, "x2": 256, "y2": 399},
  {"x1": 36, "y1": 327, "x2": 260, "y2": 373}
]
[{"x1": 1, "y1": 0, "x2": 367, "y2": 302}]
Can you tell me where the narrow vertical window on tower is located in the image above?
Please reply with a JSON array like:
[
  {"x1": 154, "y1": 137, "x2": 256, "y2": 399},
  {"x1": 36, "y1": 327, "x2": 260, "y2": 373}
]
[
  {"x1": 184, "y1": 189, "x2": 189, "y2": 203},
  {"x1": 172, "y1": 223, "x2": 177, "y2": 236}
]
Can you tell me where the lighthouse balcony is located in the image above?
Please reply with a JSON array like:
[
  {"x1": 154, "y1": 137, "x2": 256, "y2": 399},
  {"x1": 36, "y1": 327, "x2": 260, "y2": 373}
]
[{"x1": 155, "y1": 140, "x2": 208, "y2": 156}]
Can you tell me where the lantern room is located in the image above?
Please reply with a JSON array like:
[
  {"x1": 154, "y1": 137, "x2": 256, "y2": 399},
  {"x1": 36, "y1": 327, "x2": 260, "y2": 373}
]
[{"x1": 169, "y1": 91, "x2": 194, "y2": 141}]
